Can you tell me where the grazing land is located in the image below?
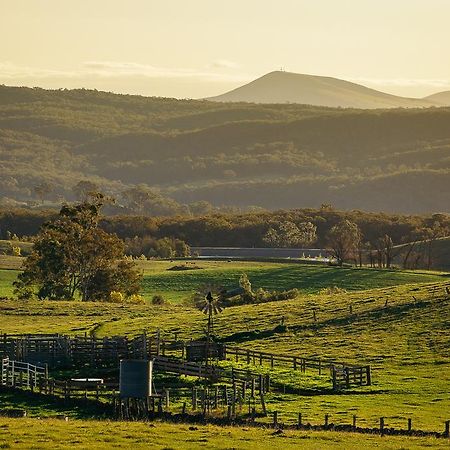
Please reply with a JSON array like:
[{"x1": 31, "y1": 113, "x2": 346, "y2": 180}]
[
  {"x1": 0, "y1": 258, "x2": 449, "y2": 436},
  {"x1": 0, "y1": 257, "x2": 446, "y2": 301},
  {"x1": 1, "y1": 418, "x2": 448, "y2": 450}
]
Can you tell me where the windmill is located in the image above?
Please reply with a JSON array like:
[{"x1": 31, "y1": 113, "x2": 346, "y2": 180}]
[{"x1": 193, "y1": 284, "x2": 224, "y2": 366}]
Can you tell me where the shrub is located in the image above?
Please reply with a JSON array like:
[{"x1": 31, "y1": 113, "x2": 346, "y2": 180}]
[
  {"x1": 318, "y1": 286, "x2": 348, "y2": 295},
  {"x1": 109, "y1": 291, "x2": 124, "y2": 303},
  {"x1": 127, "y1": 294, "x2": 145, "y2": 304},
  {"x1": 152, "y1": 294, "x2": 165, "y2": 305}
]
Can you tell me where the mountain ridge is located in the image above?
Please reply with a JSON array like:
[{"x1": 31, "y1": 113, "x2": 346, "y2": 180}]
[{"x1": 207, "y1": 71, "x2": 447, "y2": 108}]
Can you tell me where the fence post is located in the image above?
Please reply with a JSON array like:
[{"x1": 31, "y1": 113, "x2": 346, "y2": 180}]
[
  {"x1": 192, "y1": 387, "x2": 197, "y2": 410},
  {"x1": 232, "y1": 382, "x2": 237, "y2": 417},
  {"x1": 273, "y1": 411, "x2": 278, "y2": 428},
  {"x1": 298, "y1": 412, "x2": 302, "y2": 428},
  {"x1": 380, "y1": 417, "x2": 385, "y2": 436},
  {"x1": 11, "y1": 360, "x2": 15, "y2": 387},
  {"x1": 260, "y1": 393, "x2": 267, "y2": 416},
  {"x1": 214, "y1": 386, "x2": 218, "y2": 409},
  {"x1": 353, "y1": 415, "x2": 357, "y2": 430},
  {"x1": 156, "y1": 330, "x2": 160, "y2": 356},
  {"x1": 366, "y1": 366, "x2": 371, "y2": 386},
  {"x1": 444, "y1": 420, "x2": 450, "y2": 438},
  {"x1": 324, "y1": 414, "x2": 329, "y2": 427},
  {"x1": 165, "y1": 388, "x2": 170, "y2": 410},
  {"x1": 332, "y1": 366, "x2": 337, "y2": 390}
]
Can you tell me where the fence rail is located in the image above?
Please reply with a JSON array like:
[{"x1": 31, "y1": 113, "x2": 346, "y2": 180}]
[
  {"x1": 0, "y1": 333, "x2": 371, "y2": 390},
  {"x1": 1, "y1": 357, "x2": 47, "y2": 390}
]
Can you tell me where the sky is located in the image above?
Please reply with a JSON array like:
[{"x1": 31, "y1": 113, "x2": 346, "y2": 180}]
[{"x1": 1, "y1": 0, "x2": 450, "y2": 99}]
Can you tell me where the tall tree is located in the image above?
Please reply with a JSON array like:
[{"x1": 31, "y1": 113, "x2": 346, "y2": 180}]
[
  {"x1": 263, "y1": 221, "x2": 317, "y2": 247},
  {"x1": 73, "y1": 180, "x2": 100, "y2": 201},
  {"x1": 33, "y1": 181, "x2": 53, "y2": 204},
  {"x1": 326, "y1": 219, "x2": 362, "y2": 266},
  {"x1": 422, "y1": 221, "x2": 448, "y2": 270},
  {"x1": 14, "y1": 195, "x2": 142, "y2": 301}
]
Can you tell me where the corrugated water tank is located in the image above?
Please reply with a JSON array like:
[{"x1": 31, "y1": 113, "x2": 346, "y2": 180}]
[{"x1": 119, "y1": 359, "x2": 152, "y2": 398}]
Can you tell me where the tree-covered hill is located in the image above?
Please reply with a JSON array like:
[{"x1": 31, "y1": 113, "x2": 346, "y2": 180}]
[{"x1": 1, "y1": 85, "x2": 449, "y2": 213}]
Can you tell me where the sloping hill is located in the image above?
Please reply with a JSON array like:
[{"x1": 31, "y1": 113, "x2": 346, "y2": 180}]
[
  {"x1": 207, "y1": 71, "x2": 437, "y2": 108},
  {"x1": 425, "y1": 90, "x2": 450, "y2": 106},
  {"x1": 1, "y1": 85, "x2": 450, "y2": 213},
  {"x1": 393, "y1": 236, "x2": 450, "y2": 270}
]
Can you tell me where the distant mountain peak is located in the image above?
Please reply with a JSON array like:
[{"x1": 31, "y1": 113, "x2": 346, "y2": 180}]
[{"x1": 206, "y1": 71, "x2": 442, "y2": 109}]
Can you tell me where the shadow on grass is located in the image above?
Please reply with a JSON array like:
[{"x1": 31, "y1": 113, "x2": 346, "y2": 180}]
[
  {"x1": 219, "y1": 298, "x2": 446, "y2": 346},
  {"x1": 0, "y1": 387, "x2": 112, "y2": 419}
]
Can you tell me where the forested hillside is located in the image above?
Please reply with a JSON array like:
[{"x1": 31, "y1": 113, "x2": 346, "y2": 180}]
[{"x1": 1, "y1": 85, "x2": 449, "y2": 213}]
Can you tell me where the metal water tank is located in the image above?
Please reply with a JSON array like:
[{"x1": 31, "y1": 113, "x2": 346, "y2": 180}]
[{"x1": 119, "y1": 359, "x2": 152, "y2": 398}]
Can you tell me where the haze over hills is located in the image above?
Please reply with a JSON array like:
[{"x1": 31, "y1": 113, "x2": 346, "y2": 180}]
[
  {"x1": 425, "y1": 91, "x2": 450, "y2": 106},
  {"x1": 0, "y1": 84, "x2": 449, "y2": 214},
  {"x1": 207, "y1": 71, "x2": 449, "y2": 109}
]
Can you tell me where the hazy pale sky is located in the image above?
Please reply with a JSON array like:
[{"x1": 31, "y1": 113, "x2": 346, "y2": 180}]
[{"x1": 1, "y1": 0, "x2": 450, "y2": 98}]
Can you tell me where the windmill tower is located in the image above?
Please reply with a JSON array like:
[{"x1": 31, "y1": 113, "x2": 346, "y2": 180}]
[{"x1": 193, "y1": 284, "x2": 224, "y2": 366}]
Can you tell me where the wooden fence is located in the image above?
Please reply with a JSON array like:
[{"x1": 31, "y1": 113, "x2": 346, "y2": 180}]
[
  {"x1": 0, "y1": 333, "x2": 371, "y2": 390},
  {"x1": 1, "y1": 357, "x2": 47, "y2": 390},
  {"x1": 222, "y1": 345, "x2": 370, "y2": 390},
  {"x1": 1, "y1": 357, "x2": 447, "y2": 439}
]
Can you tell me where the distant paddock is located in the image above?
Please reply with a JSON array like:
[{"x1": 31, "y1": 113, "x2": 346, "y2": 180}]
[{"x1": 191, "y1": 247, "x2": 330, "y2": 262}]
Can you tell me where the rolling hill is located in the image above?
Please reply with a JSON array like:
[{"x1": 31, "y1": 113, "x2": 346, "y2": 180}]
[
  {"x1": 0, "y1": 84, "x2": 450, "y2": 214},
  {"x1": 425, "y1": 90, "x2": 450, "y2": 106},
  {"x1": 207, "y1": 71, "x2": 439, "y2": 108}
]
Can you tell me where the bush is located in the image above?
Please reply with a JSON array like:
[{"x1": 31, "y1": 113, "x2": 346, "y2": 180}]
[
  {"x1": 253, "y1": 288, "x2": 299, "y2": 303},
  {"x1": 109, "y1": 291, "x2": 124, "y2": 303},
  {"x1": 127, "y1": 294, "x2": 145, "y2": 304},
  {"x1": 318, "y1": 286, "x2": 348, "y2": 295},
  {"x1": 152, "y1": 294, "x2": 165, "y2": 305}
]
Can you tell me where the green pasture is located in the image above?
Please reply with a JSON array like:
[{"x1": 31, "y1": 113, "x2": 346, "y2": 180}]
[
  {"x1": 0, "y1": 274, "x2": 448, "y2": 432},
  {"x1": 0, "y1": 257, "x2": 449, "y2": 444},
  {"x1": 1, "y1": 256, "x2": 447, "y2": 301},
  {"x1": 1, "y1": 417, "x2": 448, "y2": 450}
]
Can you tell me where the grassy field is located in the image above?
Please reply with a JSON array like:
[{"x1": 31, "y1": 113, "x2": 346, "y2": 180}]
[
  {"x1": 0, "y1": 256, "x2": 447, "y2": 301},
  {"x1": 1, "y1": 417, "x2": 448, "y2": 450},
  {"x1": 0, "y1": 240, "x2": 33, "y2": 257},
  {"x1": 0, "y1": 257, "x2": 449, "y2": 446}
]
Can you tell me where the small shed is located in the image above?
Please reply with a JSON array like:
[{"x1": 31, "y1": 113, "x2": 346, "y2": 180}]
[{"x1": 186, "y1": 341, "x2": 224, "y2": 362}]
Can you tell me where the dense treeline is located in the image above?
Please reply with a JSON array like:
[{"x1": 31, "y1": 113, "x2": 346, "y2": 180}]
[
  {"x1": 1, "y1": 85, "x2": 449, "y2": 213},
  {"x1": 1, "y1": 206, "x2": 448, "y2": 247}
]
